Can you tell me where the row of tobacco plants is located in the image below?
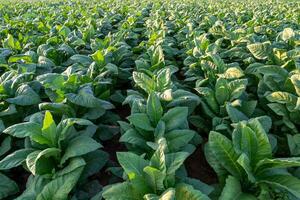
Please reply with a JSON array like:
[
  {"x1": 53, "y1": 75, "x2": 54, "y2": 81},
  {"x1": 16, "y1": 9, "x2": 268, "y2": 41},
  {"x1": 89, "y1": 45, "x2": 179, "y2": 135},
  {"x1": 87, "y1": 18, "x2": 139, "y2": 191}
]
[{"x1": 0, "y1": 0, "x2": 300, "y2": 199}]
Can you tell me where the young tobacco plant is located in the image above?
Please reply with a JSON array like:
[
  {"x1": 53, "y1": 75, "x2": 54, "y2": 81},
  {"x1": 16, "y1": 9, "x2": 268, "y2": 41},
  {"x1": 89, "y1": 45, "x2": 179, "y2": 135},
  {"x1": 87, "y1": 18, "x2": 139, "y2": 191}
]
[
  {"x1": 206, "y1": 118, "x2": 300, "y2": 199},
  {"x1": 246, "y1": 64, "x2": 300, "y2": 155},
  {"x1": 0, "y1": 70, "x2": 40, "y2": 125},
  {"x1": 248, "y1": 65, "x2": 300, "y2": 133},
  {"x1": 193, "y1": 67, "x2": 257, "y2": 135},
  {"x1": 128, "y1": 66, "x2": 200, "y2": 113},
  {"x1": 119, "y1": 92, "x2": 201, "y2": 156},
  {"x1": 0, "y1": 111, "x2": 108, "y2": 199},
  {"x1": 134, "y1": 45, "x2": 165, "y2": 72},
  {"x1": 102, "y1": 138, "x2": 211, "y2": 200},
  {"x1": 37, "y1": 73, "x2": 114, "y2": 119}
]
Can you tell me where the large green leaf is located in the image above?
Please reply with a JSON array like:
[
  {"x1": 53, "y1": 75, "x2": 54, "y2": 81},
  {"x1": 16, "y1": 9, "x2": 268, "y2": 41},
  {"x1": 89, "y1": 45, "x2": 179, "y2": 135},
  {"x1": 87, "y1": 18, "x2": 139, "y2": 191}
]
[
  {"x1": 102, "y1": 182, "x2": 139, "y2": 200},
  {"x1": 0, "y1": 120, "x2": 5, "y2": 132},
  {"x1": 66, "y1": 85, "x2": 114, "y2": 109},
  {"x1": 39, "y1": 103, "x2": 75, "y2": 117},
  {"x1": 167, "y1": 89, "x2": 200, "y2": 113},
  {"x1": 255, "y1": 157, "x2": 300, "y2": 173},
  {"x1": 80, "y1": 150, "x2": 109, "y2": 181},
  {"x1": 36, "y1": 158, "x2": 85, "y2": 200},
  {"x1": 37, "y1": 73, "x2": 65, "y2": 90},
  {"x1": 209, "y1": 131, "x2": 244, "y2": 179},
  {"x1": 161, "y1": 107, "x2": 188, "y2": 131},
  {"x1": 0, "y1": 136, "x2": 11, "y2": 157},
  {"x1": 60, "y1": 136, "x2": 101, "y2": 164},
  {"x1": 219, "y1": 176, "x2": 256, "y2": 200},
  {"x1": 178, "y1": 177, "x2": 214, "y2": 196},
  {"x1": 204, "y1": 143, "x2": 227, "y2": 182},
  {"x1": 133, "y1": 72, "x2": 156, "y2": 93},
  {"x1": 156, "y1": 68, "x2": 171, "y2": 91},
  {"x1": 57, "y1": 118, "x2": 94, "y2": 143},
  {"x1": 144, "y1": 188, "x2": 175, "y2": 200},
  {"x1": 233, "y1": 124, "x2": 258, "y2": 164},
  {"x1": 175, "y1": 183, "x2": 210, "y2": 200},
  {"x1": 147, "y1": 93, "x2": 163, "y2": 124},
  {"x1": 258, "y1": 175, "x2": 300, "y2": 198},
  {"x1": 41, "y1": 111, "x2": 57, "y2": 146},
  {"x1": 0, "y1": 149, "x2": 35, "y2": 170},
  {"x1": 247, "y1": 119, "x2": 272, "y2": 163},
  {"x1": 68, "y1": 54, "x2": 92, "y2": 66},
  {"x1": 257, "y1": 65, "x2": 288, "y2": 80},
  {"x1": 143, "y1": 166, "x2": 165, "y2": 192},
  {"x1": 6, "y1": 84, "x2": 41, "y2": 106},
  {"x1": 15, "y1": 175, "x2": 50, "y2": 200},
  {"x1": 247, "y1": 42, "x2": 270, "y2": 60},
  {"x1": 266, "y1": 92, "x2": 297, "y2": 104},
  {"x1": 195, "y1": 87, "x2": 219, "y2": 113},
  {"x1": 226, "y1": 104, "x2": 249, "y2": 123},
  {"x1": 127, "y1": 113, "x2": 154, "y2": 131},
  {"x1": 287, "y1": 134, "x2": 300, "y2": 156},
  {"x1": 165, "y1": 152, "x2": 189, "y2": 175},
  {"x1": 215, "y1": 78, "x2": 229, "y2": 105},
  {"x1": 3, "y1": 122, "x2": 42, "y2": 138},
  {"x1": 236, "y1": 153, "x2": 255, "y2": 183},
  {"x1": 117, "y1": 152, "x2": 148, "y2": 178},
  {"x1": 119, "y1": 129, "x2": 147, "y2": 148},
  {"x1": 120, "y1": 129, "x2": 147, "y2": 148},
  {"x1": 26, "y1": 148, "x2": 61, "y2": 175},
  {"x1": 0, "y1": 173, "x2": 19, "y2": 199},
  {"x1": 150, "y1": 139, "x2": 167, "y2": 173},
  {"x1": 291, "y1": 74, "x2": 300, "y2": 96},
  {"x1": 165, "y1": 130, "x2": 195, "y2": 151}
]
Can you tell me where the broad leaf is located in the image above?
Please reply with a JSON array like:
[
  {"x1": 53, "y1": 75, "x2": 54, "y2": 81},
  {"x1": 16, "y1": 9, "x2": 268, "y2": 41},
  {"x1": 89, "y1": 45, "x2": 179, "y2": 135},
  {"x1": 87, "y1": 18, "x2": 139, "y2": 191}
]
[
  {"x1": 209, "y1": 131, "x2": 244, "y2": 179},
  {"x1": 117, "y1": 152, "x2": 148, "y2": 178},
  {"x1": 6, "y1": 84, "x2": 40, "y2": 106},
  {"x1": 61, "y1": 136, "x2": 102, "y2": 164},
  {"x1": 102, "y1": 182, "x2": 139, "y2": 200},
  {"x1": 165, "y1": 130, "x2": 195, "y2": 151},
  {"x1": 147, "y1": 93, "x2": 163, "y2": 124},
  {"x1": 3, "y1": 122, "x2": 42, "y2": 138},
  {"x1": 26, "y1": 148, "x2": 61, "y2": 175},
  {"x1": 0, "y1": 149, "x2": 35, "y2": 170},
  {"x1": 258, "y1": 175, "x2": 300, "y2": 198},
  {"x1": 219, "y1": 176, "x2": 256, "y2": 200},
  {"x1": 36, "y1": 158, "x2": 85, "y2": 200},
  {"x1": 161, "y1": 107, "x2": 188, "y2": 131},
  {"x1": 0, "y1": 173, "x2": 19, "y2": 199},
  {"x1": 143, "y1": 166, "x2": 165, "y2": 192},
  {"x1": 0, "y1": 136, "x2": 11, "y2": 157},
  {"x1": 128, "y1": 113, "x2": 154, "y2": 131},
  {"x1": 133, "y1": 72, "x2": 156, "y2": 93},
  {"x1": 175, "y1": 183, "x2": 210, "y2": 200},
  {"x1": 247, "y1": 42, "x2": 270, "y2": 60}
]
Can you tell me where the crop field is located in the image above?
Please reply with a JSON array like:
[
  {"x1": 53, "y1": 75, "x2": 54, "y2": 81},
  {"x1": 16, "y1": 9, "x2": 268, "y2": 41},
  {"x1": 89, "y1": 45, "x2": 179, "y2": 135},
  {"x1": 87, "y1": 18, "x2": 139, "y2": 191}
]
[{"x1": 0, "y1": 0, "x2": 299, "y2": 199}]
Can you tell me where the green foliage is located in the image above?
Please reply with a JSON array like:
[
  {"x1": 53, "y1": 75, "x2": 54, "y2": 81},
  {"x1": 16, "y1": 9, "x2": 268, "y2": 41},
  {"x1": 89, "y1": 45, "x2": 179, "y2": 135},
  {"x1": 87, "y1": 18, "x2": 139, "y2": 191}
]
[
  {"x1": 102, "y1": 138, "x2": 211, "y2": 200},
  {"x1": 0, "y1": 0, "x2": 299, "y2": 199},
  {"x1": 120, "y1": 93, "x2": 201, "y2": 156},
  {"x1": 0, "y1": 111, "x2": 107, "y2": 198},
  {"x1": 207, "y1": 119, "x2": 300, "y2": 198}
]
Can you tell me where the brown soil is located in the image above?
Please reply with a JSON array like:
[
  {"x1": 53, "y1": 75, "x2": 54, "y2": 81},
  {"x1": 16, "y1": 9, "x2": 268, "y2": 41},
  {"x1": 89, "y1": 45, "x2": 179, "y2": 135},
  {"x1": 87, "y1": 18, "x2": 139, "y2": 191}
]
[
  {"x1": 114, "y1": 104, "x2": 131, "y2": 121},
  {"x1": 96, "y1": 133, "x2": 126, "y2": 186},
  {"x1": 102, "y1": 134, "x2": 126, "y2": 163},
  {"x1": 185, "y1": 144, "x2": 218, "y2": 184}
]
